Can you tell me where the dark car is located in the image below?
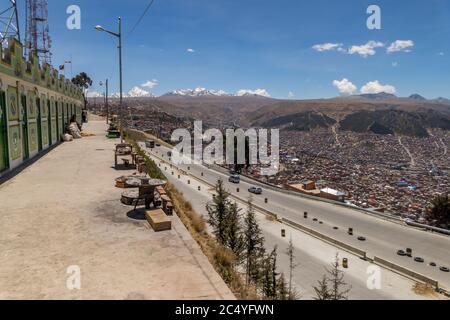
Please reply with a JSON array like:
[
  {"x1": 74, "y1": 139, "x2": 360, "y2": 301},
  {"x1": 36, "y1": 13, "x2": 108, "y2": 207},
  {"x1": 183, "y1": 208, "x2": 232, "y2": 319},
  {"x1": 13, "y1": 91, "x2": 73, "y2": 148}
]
[
  {"x1": 248, "y1": 187, "x2": 263, "y2": 195},
  {"x1": 145, "y1": 140, "x2": 155, "y2": 149}
]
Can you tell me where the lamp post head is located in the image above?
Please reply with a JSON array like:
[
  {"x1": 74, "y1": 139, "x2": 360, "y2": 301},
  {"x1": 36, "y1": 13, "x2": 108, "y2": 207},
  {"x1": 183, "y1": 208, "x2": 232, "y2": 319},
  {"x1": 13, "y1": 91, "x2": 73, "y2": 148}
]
[{"x1": 95, "y1": 25, "x2": 104, "y2": 32}]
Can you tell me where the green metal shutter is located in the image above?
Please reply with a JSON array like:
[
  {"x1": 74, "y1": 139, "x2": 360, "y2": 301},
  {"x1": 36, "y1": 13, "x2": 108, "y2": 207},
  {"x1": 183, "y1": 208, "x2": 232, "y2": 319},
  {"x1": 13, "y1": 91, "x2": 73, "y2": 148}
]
[{"x1": 0, "y1": 91, "x2": 8, "y2": 172}]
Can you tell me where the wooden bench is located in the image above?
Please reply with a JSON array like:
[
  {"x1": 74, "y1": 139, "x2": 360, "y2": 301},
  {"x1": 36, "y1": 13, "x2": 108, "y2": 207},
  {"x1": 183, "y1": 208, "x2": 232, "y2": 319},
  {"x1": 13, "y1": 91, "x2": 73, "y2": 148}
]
[{"x1": 146, "y1": 209, "x2": 172, "y2": 232}]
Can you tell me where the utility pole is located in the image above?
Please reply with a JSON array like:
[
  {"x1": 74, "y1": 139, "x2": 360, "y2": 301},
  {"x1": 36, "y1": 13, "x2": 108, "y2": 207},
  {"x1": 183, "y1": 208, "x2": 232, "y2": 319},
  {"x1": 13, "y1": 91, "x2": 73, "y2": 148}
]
[
  {"x1": 25, "y1": 0, "x2": 52, "y2": 64},
  {"x1": 105, "y1": 79, "x2": 109, "y2": 124},
  {"x1": 100, "y1": 79, "x2": 109, "y2": 124},
  {"x1": 95, "y1": 17, "x2": 123, "y2": 142},
  {"x1": 118, "y1": 17, "x2": 123, "y2": 132},
  {"x1": 0, "y1": 0, "x2": 21, "y2": 44}
]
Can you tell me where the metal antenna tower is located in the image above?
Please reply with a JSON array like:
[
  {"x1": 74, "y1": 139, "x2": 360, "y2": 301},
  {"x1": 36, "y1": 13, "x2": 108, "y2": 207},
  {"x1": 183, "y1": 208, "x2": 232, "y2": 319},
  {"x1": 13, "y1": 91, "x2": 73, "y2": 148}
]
[
  {"x1": 0, "y1": 0, "x2": 20, "y2": 45},
  {"x1": 25, "y1": 0, "x2": 52, "y2": 63}
]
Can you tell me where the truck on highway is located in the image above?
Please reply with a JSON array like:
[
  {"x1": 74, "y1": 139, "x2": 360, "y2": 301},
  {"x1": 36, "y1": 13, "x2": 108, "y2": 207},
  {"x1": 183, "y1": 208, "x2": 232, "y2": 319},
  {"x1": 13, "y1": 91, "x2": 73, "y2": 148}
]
[{"x1": 228, "y1": 174, "x2": 241, "y2": 184}]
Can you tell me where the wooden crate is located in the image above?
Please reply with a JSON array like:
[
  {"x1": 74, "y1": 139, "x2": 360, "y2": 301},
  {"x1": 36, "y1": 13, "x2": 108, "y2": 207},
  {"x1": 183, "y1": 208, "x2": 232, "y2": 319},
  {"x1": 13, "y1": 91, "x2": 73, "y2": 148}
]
[
  {"x1": 146, "y1": 209, "x2": 172, "y2": 232},
  {"x1": 116, "y1": 181, "x2": 127, "y2": 188},
  {"x1": 155, "y1": 186, "x2": 167, "y2": 196}
]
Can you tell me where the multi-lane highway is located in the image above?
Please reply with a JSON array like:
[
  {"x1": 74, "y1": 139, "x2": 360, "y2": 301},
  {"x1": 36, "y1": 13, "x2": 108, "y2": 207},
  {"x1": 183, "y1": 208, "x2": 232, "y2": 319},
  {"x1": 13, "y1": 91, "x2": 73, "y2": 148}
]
[{"x1": 144, "y1": 142, "x2": 450, "y2": 292}]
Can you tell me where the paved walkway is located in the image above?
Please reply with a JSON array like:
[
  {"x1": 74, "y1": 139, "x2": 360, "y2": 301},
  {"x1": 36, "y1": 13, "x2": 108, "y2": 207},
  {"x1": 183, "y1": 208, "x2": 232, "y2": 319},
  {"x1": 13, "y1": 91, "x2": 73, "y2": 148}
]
[{"x1": 0, "y1": 119, "x2": 234, "y2": 300}]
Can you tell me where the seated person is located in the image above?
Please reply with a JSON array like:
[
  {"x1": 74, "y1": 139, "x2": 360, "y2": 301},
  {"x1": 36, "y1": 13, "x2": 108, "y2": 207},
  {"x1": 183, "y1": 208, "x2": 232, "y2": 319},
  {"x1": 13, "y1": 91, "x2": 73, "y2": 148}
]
[{"x1": 68, "y1": 114, "x2": 82, "y2": 139}]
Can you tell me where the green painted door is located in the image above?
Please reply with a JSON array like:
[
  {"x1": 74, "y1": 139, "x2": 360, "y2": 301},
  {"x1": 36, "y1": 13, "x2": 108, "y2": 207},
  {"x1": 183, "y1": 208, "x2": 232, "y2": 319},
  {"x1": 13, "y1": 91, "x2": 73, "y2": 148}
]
[
  {"x1": 60, "y1": 101, "x2": 65, "y2": 132},
  {"x1": 47, "y1": 100, "x2": 52, "y2": 144},
  {"x1": 53, "y1": 101, "x2": 60, "y2": 137},
  {"x1": 63, "y1": 103, "x2": 67, "y2": 128},
  {"x1": 0, "y1": 91, "x2": 8, "y2": 172},
  {"x1": 20, "y1": 95, "x2": 29, "y2": 160},
  {"x1": 56, "y1": 101, "x2": 60, "y2": 137},
  {"x1": 36, "y1": 98, "x2": 42, "y2": 151}
]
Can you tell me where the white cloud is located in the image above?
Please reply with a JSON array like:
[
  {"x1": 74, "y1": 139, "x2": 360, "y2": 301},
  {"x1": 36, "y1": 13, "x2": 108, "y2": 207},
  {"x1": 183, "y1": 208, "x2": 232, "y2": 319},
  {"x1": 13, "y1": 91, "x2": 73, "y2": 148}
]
[
  {"x1": 387, "y1": 40, "x2": 414, "y2": 53},
  {"x1": 312, "y1": 43, "x2": 343, "y2": 52},
  {"x1": 187, "y1": 48, "x2": 195, "y2": 53},
  {"x1": 438, "y1": 52, "x2": 445, "y2": 56},
  {"x1": 348, "y1": 41, "x2": 384, "y2": 58},
  {"x1": 360, "y1": 80, "x2": 396, "y2": 94},
  {"x1": 288, "y1": 91, "x2": 295, "y2": 98},
  {"x1": 236, "y1": 89, "x2": 271, "y2": 98},
  {"x1": 392, "y1": 61, "x2": 398, "y2": 67},
  {"x1": 141, "y1": 79, "x2": 159, "y2": 89},
  {"x1": 332, "y1": 78, "x2": 357, "y2": 96}
]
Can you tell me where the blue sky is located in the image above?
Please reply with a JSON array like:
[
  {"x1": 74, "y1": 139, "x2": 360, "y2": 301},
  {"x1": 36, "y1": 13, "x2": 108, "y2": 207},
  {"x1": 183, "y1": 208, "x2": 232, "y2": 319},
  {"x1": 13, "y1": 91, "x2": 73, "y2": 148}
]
[{"x1": 22, "y1": 0, "x2": 450, "y2": 99}]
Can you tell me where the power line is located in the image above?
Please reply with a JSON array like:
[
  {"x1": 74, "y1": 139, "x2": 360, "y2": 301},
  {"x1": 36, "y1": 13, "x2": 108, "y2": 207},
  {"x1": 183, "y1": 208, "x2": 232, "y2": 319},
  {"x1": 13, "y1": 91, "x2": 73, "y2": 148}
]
[{"x1": 129, "y1": 0, "x2": 156, "y2": 35}]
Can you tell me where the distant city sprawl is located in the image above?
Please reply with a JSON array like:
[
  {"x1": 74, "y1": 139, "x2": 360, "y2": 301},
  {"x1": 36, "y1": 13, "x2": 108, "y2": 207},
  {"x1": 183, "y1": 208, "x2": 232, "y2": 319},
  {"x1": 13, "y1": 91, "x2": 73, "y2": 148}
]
[{"x1": 88, "y1": 95, "x2": 449, "y2": 226}]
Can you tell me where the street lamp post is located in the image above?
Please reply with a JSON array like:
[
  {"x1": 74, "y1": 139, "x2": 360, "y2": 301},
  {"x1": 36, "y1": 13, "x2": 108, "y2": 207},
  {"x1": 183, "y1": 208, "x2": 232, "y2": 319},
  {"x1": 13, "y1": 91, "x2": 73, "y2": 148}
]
[{"x1": 95, "y1": 17, "x2": 123, "y2": 141}]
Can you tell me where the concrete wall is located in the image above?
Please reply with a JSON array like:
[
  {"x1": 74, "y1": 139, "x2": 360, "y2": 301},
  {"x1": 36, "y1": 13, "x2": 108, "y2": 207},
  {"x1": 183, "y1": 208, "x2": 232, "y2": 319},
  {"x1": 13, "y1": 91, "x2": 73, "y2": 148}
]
[
  {"x1": 282, "y1": 218, "x2": 368, "y2": 258},
  {"x1": 373, "y1": 256, "x2": 439, "y2": 288},
  {"x1": 0, "y1": 38, "x2": 84, "y2": 177}
]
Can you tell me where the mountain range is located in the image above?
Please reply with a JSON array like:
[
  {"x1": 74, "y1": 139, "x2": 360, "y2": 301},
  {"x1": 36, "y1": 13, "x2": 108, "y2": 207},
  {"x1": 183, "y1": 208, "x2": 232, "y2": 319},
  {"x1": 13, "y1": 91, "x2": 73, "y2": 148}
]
[
  {"x1": 89, "y1": 89, "x2": 450, "y2": 137},
  {"x1": 161, "y1": 87, "x2": 271, "y2": 98},
  {"x1": 335, "y1": 92, "x2": 449, "y2": 103},
  {"x1": 100, "y1": 86, "x2": 450, "y2": 104},
  {"x1": 162, "y1": 87, "x2": 230, "y2": 97},
  {"x1": 105, "y1": 87, "x2": 449, "y2": 102}
]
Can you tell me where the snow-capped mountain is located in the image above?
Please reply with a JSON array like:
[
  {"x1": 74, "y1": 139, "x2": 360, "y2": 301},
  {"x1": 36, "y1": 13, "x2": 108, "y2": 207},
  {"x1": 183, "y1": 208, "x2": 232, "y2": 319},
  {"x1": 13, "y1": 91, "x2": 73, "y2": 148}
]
[
  {"x1": 163, "y1": 87, "x2": 231, "y2": 97},
  {"x1": 111, "y1": 86, "x2": 154, "y2": 98},
  {"x1": 86, "y1": 91, "x2": 103, "y2": 98},
  {"x1": 434, "y1": 97, "x2": 450, "y2": 105},
  {"x1": 127, "y1": 86, "x2": 154, "y2": 97},
  {"x1": 235, "y1": 89, "x2": 271, "y2": 98},
  {"x1": 162, "y1": 87, "x2": 271, "y2": 98}
]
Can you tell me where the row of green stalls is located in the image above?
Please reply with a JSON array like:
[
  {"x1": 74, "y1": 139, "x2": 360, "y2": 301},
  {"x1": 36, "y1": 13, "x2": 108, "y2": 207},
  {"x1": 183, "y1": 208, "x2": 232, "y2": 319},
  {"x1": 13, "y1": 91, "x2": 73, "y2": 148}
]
[
  {"x1": 0, "y1": 86, "x2": 82, "y2": 175},
  {"x1": 0, "y1": 37, "x2": 84, "y2": 178}
]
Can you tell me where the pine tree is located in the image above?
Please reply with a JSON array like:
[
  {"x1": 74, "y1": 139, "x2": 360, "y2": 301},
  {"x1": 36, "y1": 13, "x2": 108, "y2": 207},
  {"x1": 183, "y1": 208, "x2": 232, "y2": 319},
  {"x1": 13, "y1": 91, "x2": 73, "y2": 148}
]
[
  {"x1": 225, "y1": 202, "x2": 244, "y2": 263},
  {"x1": 326, "y1": 253, "x2": 351, "y2": 300},
  {"x1": 313, "y1": 275, "x2": 330, "y2": 300},
  {"x1": 276, "y1": 273, "x2": 289, "y2": 300},
  {"x1": 243, "y1": 198, "x2": 266, "y2": 286},
  {"x1": 207, "y1": 180, "x2": 232, "y2": 246},
  {"x1": 262, "y1": 247, "x2": 278, "y2": 299},
  {"x1": 285, "y1": 237, "x2": 300, "y2": 300},
  {"x1": 426, "y1": 194, "x2": 450, "y2": 227}
]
